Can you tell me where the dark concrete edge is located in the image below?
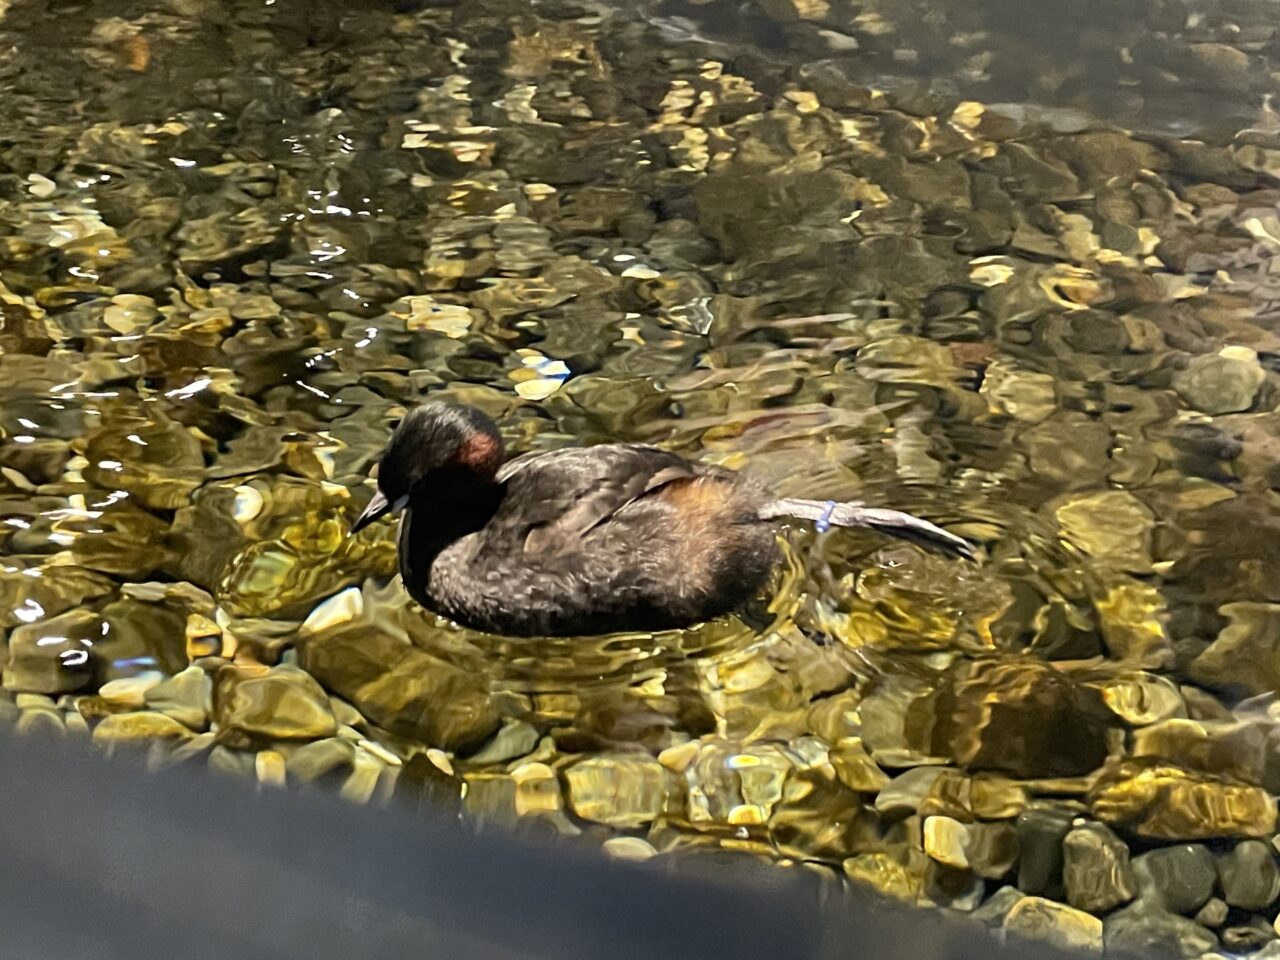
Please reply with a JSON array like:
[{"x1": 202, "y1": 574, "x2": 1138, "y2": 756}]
[{"x1": 0, "y1": 726, "x2": 1111, "y2": 960}]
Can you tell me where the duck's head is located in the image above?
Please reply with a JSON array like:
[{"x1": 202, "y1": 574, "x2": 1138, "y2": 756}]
[{"x1": 349, "y1": 402, "x2": 504, "y2": 533}]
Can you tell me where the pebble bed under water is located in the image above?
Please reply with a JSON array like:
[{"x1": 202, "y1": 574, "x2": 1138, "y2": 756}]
[{"x1": 3, "y1": 0, "x2": 1280, "y2": 955}]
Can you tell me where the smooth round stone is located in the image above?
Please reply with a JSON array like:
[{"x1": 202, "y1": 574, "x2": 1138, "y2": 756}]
[
  {"x1": 144, "y1": 666, "x2": 213, "y2": 731},
  {"x1": 1096, "y1": 675, "x2": 1185, "y2": 726},
  {"x1": 1016, "y1": 805, "x2": 1076, "y2": 897},
  {"x1": 98, "y1": 673, "x2": 164, "y2": 710},
  {"x1": 933, "y1": 657, "x2": 1113, "y2": 777},
  {"x1": 1174, "y1": 348, "x2": 1265, "y2": 415},
  {"x1": 14, "y1": 694, "x2": 55, "y2": 710},
  {"x1": 1221, "y1": 920, "x2": 1276, "y2": 953},
  {"x1": 1132, "y1": 718, "x2": 1266, "y2": 784},
  {"x1": 255, "y1": 750, "x2": 287, "y2": 788},
  {"x1": 1195, "y1": 897, "x2": 1229, "y2": 928},
  {"x1": 1190, "y1": 603, "x2": 1280, "y2": 698},
  {"x1": 286, "y1": 738, "x2": 357, "y2": 784},
  {"x1": 969, "y1": 777, "x2": 1029, "y2": 819},
  {"x1": 923, "y1": 815, "x2": 970, "y2": 869},
  {"x1": 466, "y1": 720, "x2": 540, "y2": 764},
  {"x1": 970, "y1": 886, "x2": 1025, "y2": 926},
  {"x1": 1055, "y1": 490, "x2": 1154, "y2": 573},
  {"x1": 220, "y1": 667, "x2": 337, "y2": 741},
  {"x1": 1004, "y1": 896, "x2": 1103, "y2": 954},
  {"x1": 968, "y1": 821, "x2": 1019, "y2": 879},
  {"x1": 1219, "y1": 840, "x2": 1280, "y2": 910},
  {"x1": 842, "y1": 853, "x2": 922, "y2": 903},
  {"x1": 829, "y1": 737, "x2": 890, "y2": 793},
  {"x1": 92, "y1": 711, "x2": 194, "y2": 749},
  {"x1": 565, "y1": 754, "x2": 665, "y2": 828},
  {"x1": 874, "y1": 767, "x2": 947, "y2": 818},
  {"x1": 299, "y1": 587, "x2": 363, "y2": 635},
  {"x1": 16, "y1": 709, "x2": 65, "y2": 737},
  {"x1": 299, "y1": 626, "x2": 499, "y2": 753},
  {"x1": 1133, "y1": 844, "x2": 1217, "y2": 915},
  {"x1": 1089, "y1": 761, "x2": 1277, "y2": 840},
  {"x1": 511, "y1": 762, "x2": 561, "y2": 816},
  {"x1": 102, "y1": 294, "x2": 158, "y2": 334},
  {"x1": 339, "y1": 752, "x2": 383, "y2": 805},
  {"x1": 3, "y1": 610, "x2": 98, "y2": 695},
  {"x1": 602, "y1": 837, "x2": 658, "y2": 862},
  {"x1": 1105, "y1": 901, "x2": 1219, "y2": 958},
  {"x1": 1063, "y1": 821, "x2": 1137, "y2": 915}
]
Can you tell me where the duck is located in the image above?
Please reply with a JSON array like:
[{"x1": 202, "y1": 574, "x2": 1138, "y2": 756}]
[{"x1": 350, "y1": 402, "x2": 974, "y2": 637}]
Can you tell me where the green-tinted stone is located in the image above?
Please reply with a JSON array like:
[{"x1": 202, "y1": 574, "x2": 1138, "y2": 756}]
[
  {"x1": 1218, "y1": 840, "x2": 1280, "y2": 911},
  {"x1": 841, "y1": 853, "x2": 924, "y2": 903},
  {"x1": 1004, "y1": 896, "x2": 1103, "y2": 953},
  {"x1": 465, "y1": 720, "x2": 540, "y2": 764},
  {"x1": 298, "y1": 607, "x2": 498, "y2": 753},
  {"x1": 219, "y1": 666, "x2": 337, "y2": 741},
  {"x1": 3, "y1": 610, "x2": 98, "y2": 694},
  {"x1": 565, "y1": 754, "x2": 665, "y2": 828},
  {"x1": 1104, "y1": 901, "x2": 1218, "y2": 958},
  {"x1": 1089, "y1": 761, "x2": 1278, "y2": 840},
  {"x1": 1132, "y1": 719, "x2": 1265, "y2": 784},
  {"x1": 829, "y1": 737, "x2": 890, "y2": 793},
  {"x1": 1174, "y1": 348, "x2": 1265, "y2": 415},
  {"x1": 874, "y1": 767, "x2": 947, "y2": 819},
  {"x1": 931, "y1": 658, "x2": 1112, "y2": 778},
  {"x1": 1062, "y1": 822, "x2": 1137, "y2": 915},
  {"x1": 144, "y1": 666, "x2": 213, "y2": 731},
  {"x1": 92, "y1": 711, "x2": 194, "y2": 749},
  {"x1": 1194, "y1": 897, "x2": 1228, "y2": 928},
  {"x1": 1190, "y1": 603, "x2": 1280, "y2": 697}
]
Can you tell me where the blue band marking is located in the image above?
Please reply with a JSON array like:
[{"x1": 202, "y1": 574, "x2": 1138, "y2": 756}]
[{"x1": 815, "y1": 500, "x2": 837, "y2": 534}]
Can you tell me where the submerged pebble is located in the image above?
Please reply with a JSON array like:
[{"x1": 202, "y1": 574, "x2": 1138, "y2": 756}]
[{"x1": 219, "y1": 666, "x2": 338, "y2": 741}]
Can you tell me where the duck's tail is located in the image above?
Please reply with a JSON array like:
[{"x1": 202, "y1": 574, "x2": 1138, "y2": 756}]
[{"x1": 758, "y1": 498, "x2": 975, "y2": 560}]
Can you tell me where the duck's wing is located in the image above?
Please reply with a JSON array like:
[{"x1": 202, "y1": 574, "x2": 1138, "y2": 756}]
[{"x1": 492, "y1": 444, "x2": 706, "y2": 554}]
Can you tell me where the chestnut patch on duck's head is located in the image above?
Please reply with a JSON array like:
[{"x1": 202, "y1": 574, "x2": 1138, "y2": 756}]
[
  {"x1": 454, "y1": 430, "x2": 504, "y2": 476},
  {"x1": 375, "y1": 401, "x2": 506, "y2": 499}
]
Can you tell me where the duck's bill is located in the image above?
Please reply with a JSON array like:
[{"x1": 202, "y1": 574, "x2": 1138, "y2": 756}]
[{"x1": 350, "y1": 491, "x2": 408, "y2": 534}]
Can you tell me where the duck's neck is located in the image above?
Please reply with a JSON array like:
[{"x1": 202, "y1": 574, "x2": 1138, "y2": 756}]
[{"x1": 397, "y1": 467, "x2": 503, "y2": 600}]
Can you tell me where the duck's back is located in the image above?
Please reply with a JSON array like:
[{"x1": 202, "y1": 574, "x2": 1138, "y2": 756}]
[{"x1": 411, "y1": 443, "x2": 779, "y2": 636}]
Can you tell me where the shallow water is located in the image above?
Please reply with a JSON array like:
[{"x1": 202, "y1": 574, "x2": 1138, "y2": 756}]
[{"x1": 3, "y1": 0, "x2": 1280, "y2": 952}]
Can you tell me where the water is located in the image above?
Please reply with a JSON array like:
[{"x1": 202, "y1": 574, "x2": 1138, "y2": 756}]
[{"x1": 3, "y1": 0, "x2": 1280, "y2": 949}]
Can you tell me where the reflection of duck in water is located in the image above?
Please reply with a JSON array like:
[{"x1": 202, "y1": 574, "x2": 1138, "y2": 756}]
[{"x1": 351, "y1": 402, "x2": 974, "y2": 637}]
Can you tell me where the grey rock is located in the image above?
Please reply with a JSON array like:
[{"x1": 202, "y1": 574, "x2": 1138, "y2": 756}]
[
  {"x1": 873, "y1": 766, "x2": 947, "y2": 819},
  {"x1": 1063, "y1": 821, "x2": 1137, "y2": 914},
  {"x1": 299, "y1": 623, "x2": 499, "y2": 753},
  {"x1": 3, "y1": 610, "x2": 98, "y2": 694},
  {"x1": 1219, "y1": 840, "x2": 1280, "y2": 910},
  {"x1": 144, "y1": 665, "x2": 212, "y2": 731},
  {"x1": 1104, "y1": 901, "x2": 1218, "y2": 958},
  {"x1": 1222, "y1": 920, "x2": 1276, "y2": 953},
  {"x1": 1174, "y1": 349, "x2": 1264, "y2": 415},
  {"x1": 1194, "y1": 897, "x2": 1229, "y2": 928},
  {"x1": 970, "y1": 885, "x2": 1025, "y2": 926},
  {"x1": 1132, "y1": 844, "x2": 1216, "y2": 915},
  {"x1": 286, "y1": 738, "x2": 357, "y2": 784},
  {"x1": 1016, "y1": 805, "x2": 1075, "y2": 897},
  {"x1": 1004, "y1": 895, "x2": 1103, "y2": 953},
  {"x1": 219, "y1": 666, "x2": 337, "y2": 741},
  {"x1": 466, "y1": 720, "x2": 540, "y2": 764}
]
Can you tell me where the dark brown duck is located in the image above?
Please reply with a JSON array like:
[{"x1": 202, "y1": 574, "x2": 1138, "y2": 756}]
[{"x1": 350, "y1": 402, "x2": 974, "y2": 637}]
